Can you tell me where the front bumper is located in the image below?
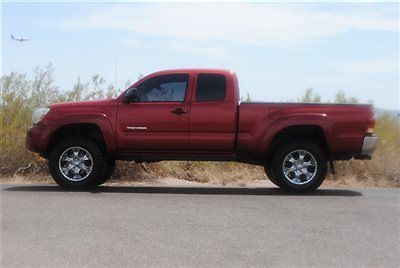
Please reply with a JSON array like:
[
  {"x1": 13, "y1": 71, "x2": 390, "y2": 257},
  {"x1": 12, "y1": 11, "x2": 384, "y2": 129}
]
[
  {"x1": 26, "y1": 125, "x2": 53, "y2": 156},
  {"x1": 354, "y1": 134, "x2": 378, "y2": 159}
]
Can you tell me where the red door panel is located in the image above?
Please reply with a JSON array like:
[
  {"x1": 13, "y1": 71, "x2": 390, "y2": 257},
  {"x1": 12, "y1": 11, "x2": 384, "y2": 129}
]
[
  {"x1": 117, "y1": 102, "x2": 189, "y2": 151},
  {"x1": 189, "y1": 73, "x2": 238, "y2": 151},
  {"x1": 116, "y1": 73, "x2": 193, "y2": 152},
  {"x1": 189, "y1": 101, "x2": 236, "y2": 150}
]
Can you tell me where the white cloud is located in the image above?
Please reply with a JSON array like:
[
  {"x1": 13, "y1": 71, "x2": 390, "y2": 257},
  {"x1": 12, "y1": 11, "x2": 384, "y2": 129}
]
[
  {"x1": 119, "y1": 37, "x2": 227, "y2": 58},
  {"x1": 54, "y1": 3, "x2": 398, "y2": 54}
]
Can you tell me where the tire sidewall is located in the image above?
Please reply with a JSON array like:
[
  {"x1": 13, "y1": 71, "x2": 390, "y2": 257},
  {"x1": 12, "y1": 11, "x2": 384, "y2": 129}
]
[
  {"x1": 94, "y1": 158, "x2": 116, "y2": 186},
  {"x1": 272, "y1": 141, "x2": 327, "y2": 192},
  {"x1": 49, "y1": 137, "x2": 106, "y2": 188},
  {"x1": 264, "y1": 164, "x2": 282, "y2": 187}
]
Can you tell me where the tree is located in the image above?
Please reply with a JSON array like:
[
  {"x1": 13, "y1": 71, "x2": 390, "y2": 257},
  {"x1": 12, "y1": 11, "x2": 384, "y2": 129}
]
[
  {"x1": 240, "y1": 92, "x2": 252, "y2": 102},
  {"x1": 334, "y1": 91, "x2": 359, "y2": 104},
  {"x1": 298, "y1": 88, "x2": 321, "y2": 103}
]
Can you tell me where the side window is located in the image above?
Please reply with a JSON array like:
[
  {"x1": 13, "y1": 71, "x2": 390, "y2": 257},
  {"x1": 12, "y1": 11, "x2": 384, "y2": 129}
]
[
  {"x1": 136, "y1": 74, "x2": 188, "y2": 102},
  {"x1": 196, "y1": 74, "x2": 226, "y2": 102}
]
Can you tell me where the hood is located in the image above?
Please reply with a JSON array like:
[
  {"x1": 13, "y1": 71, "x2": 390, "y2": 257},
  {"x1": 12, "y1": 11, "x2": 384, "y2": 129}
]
[{"x1": 49, "y1": 99, "x2": 117, "y2": 109}]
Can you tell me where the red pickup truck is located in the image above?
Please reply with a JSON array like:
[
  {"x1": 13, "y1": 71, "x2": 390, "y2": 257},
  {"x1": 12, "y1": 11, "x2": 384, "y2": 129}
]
[{"x1": 26, "y1": 69, "x2": 378, "y2": 192}]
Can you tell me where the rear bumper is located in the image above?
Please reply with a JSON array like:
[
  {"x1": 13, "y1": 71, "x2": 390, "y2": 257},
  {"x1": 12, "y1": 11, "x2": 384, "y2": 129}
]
[{"x1": 354, "y1": 134, "x2": 378, "y2": 159}]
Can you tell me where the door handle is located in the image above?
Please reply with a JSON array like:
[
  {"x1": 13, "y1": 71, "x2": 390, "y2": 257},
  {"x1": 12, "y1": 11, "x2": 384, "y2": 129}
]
[{"x1": 171, "y1": 108, "x2": 188, "y2": 115}]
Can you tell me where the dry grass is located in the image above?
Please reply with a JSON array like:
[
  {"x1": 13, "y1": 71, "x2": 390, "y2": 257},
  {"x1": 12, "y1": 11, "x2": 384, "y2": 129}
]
[
  {"x1": 109, "y1": 161, "x2": 266, "y2": 187},
  {"x1": 2, "y1": 157, "x2": 398, "y2": 188}
]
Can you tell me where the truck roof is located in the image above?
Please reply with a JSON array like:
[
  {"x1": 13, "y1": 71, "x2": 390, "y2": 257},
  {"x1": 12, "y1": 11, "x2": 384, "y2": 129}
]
[{"x1": 147, "y1": 68, "x2": 235, "y2": 76}]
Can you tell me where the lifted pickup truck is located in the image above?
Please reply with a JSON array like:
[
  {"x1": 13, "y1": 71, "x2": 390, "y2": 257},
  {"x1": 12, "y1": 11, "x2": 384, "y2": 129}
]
[{"x1": 26, "y1": 69, "x2": 378, "y2": 192}]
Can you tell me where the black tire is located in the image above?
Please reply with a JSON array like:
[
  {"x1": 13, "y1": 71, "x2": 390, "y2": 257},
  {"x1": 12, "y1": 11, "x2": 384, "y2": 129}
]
[
  {"x1": 93, "y1": 158, "x2": 116, "y2": 186},
  {"x1": 271, "y1": 139, "x2": 327, "y2": 192},
  {"x1": 264, "y1": 164, "x2": 282, "y2": 187},
  {"x1": 49, "y1": 137, "x2": 106, "y2": 189}
]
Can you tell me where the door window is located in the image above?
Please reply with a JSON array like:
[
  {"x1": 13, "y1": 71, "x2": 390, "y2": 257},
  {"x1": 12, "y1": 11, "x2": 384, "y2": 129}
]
[
  {"x1": 136, "y1": 74, "x2": 188, "y2": 102},
  {"x1": 196, "y1": 74, "x2": 226, "y2": 102}
]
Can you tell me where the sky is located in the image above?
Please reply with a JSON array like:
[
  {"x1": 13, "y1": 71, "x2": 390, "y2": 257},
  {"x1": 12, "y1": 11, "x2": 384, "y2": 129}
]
[{"x1": 2, "y1": 1, "x2": 399, "y2": 110}]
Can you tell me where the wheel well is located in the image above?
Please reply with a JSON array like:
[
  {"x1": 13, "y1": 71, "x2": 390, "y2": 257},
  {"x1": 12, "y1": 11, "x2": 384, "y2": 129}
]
[
  {"x1": 46, "y1": 124, "x2": 106, "y2": 157},
  {"x1": 266, "y1": 125, "x2": 330, "y2": 161}
]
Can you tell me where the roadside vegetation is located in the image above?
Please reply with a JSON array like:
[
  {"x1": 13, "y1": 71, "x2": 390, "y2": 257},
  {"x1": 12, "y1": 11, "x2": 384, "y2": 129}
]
[{"x1": 1, "y1": 65, "x2": 399, "y2": 187}]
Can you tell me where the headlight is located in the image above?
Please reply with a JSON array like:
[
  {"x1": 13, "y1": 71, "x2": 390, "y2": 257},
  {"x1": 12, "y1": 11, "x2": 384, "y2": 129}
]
[{"x1": 32, "y1": 107, "x2": 50, "y2": 125}]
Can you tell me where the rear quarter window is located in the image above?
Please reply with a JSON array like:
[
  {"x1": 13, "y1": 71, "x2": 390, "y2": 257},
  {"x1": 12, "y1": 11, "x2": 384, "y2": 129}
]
[{"x1": 196, "y1": 74, "x2": 226, "y2": 102}]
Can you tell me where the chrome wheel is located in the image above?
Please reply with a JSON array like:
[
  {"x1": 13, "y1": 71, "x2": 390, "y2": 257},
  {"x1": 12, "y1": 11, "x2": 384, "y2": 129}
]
[
  {"x1": 58, "y1": 146, "x2": 93, "y2": 182},
  {"x1": 282, "y1": 149, "x2": 318, "y2": 185}
]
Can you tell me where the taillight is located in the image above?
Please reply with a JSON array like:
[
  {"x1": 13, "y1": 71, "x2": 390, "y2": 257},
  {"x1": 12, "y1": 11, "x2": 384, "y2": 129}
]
[{"x1": 366, "y1": 116, "x2": 375, "y2": 134}]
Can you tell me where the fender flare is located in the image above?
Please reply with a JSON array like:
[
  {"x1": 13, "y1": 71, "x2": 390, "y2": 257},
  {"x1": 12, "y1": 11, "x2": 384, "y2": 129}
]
[
  {"x1": 259, "y1": 113, "x2": 338, "y2": 152},
  {"x1": 47, "y1": 113, "x2": 117, "y2": 155}
]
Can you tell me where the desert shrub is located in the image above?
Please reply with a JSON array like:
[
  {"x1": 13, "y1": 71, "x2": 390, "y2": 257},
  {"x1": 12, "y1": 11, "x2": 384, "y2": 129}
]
[{"x1": 0, "y1": 65, "x2": 120, "y2": 175}]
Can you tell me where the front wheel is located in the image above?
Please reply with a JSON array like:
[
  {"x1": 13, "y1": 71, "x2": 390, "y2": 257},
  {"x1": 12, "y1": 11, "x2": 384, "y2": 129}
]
[
  {"x1": 270, "y1": 139, "x2": 327, "y2": 192},
  {"x1": 93, "y1": 158, "x2": 116, "y2": 186},
  {"x1": 49, "y1": 137, "x2": 106, "y2": 189}
]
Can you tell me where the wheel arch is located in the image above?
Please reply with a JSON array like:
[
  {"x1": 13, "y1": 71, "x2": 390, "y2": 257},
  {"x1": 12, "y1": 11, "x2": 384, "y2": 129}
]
[
  {"x1": 265, "y1": 124, "x2": 331, "y2": 163},
  {"x1": 46, "y1": 123, "x2": 111, "y2": 157}
]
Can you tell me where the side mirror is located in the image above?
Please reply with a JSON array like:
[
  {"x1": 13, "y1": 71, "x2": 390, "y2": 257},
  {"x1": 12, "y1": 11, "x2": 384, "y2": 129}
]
[{"x1": 123, "y1": 88, "x2": 140, "y2": 103}]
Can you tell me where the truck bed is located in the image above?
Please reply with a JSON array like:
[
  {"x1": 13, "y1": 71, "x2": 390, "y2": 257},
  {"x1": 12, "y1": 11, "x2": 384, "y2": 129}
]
[{"x1": 237, "y1": 102, "x2": 374, "y2": 157}]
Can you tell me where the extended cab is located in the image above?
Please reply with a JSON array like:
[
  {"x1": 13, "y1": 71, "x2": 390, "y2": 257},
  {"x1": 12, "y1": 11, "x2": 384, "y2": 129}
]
[{"x1": 26, "y1": 69, "x2": 378, "y2": 192}]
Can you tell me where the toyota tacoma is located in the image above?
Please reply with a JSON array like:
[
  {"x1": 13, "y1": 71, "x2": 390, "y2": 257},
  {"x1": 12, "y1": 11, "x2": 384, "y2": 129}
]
[{"x1": 26, "y1": 69, "x2": 378, "y2": 192}]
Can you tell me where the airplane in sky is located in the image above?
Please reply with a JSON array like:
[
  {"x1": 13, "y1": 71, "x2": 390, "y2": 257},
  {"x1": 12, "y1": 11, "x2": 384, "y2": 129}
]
[{"x1": 11, "y1": 34, "x2": 29, "y2": 42}]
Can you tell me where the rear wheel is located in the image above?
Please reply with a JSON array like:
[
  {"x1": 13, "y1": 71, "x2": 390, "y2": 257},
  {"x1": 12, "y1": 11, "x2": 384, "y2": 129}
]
[
  {"x1": 270, "y1": 139, "x2": 327, "y2": 192},
  {"x1": 264, "y1": 164, "x2": 282, "y2": 187},
  {"x1": 49, "y1": 137, "x2": 106, "y2": 189}
]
